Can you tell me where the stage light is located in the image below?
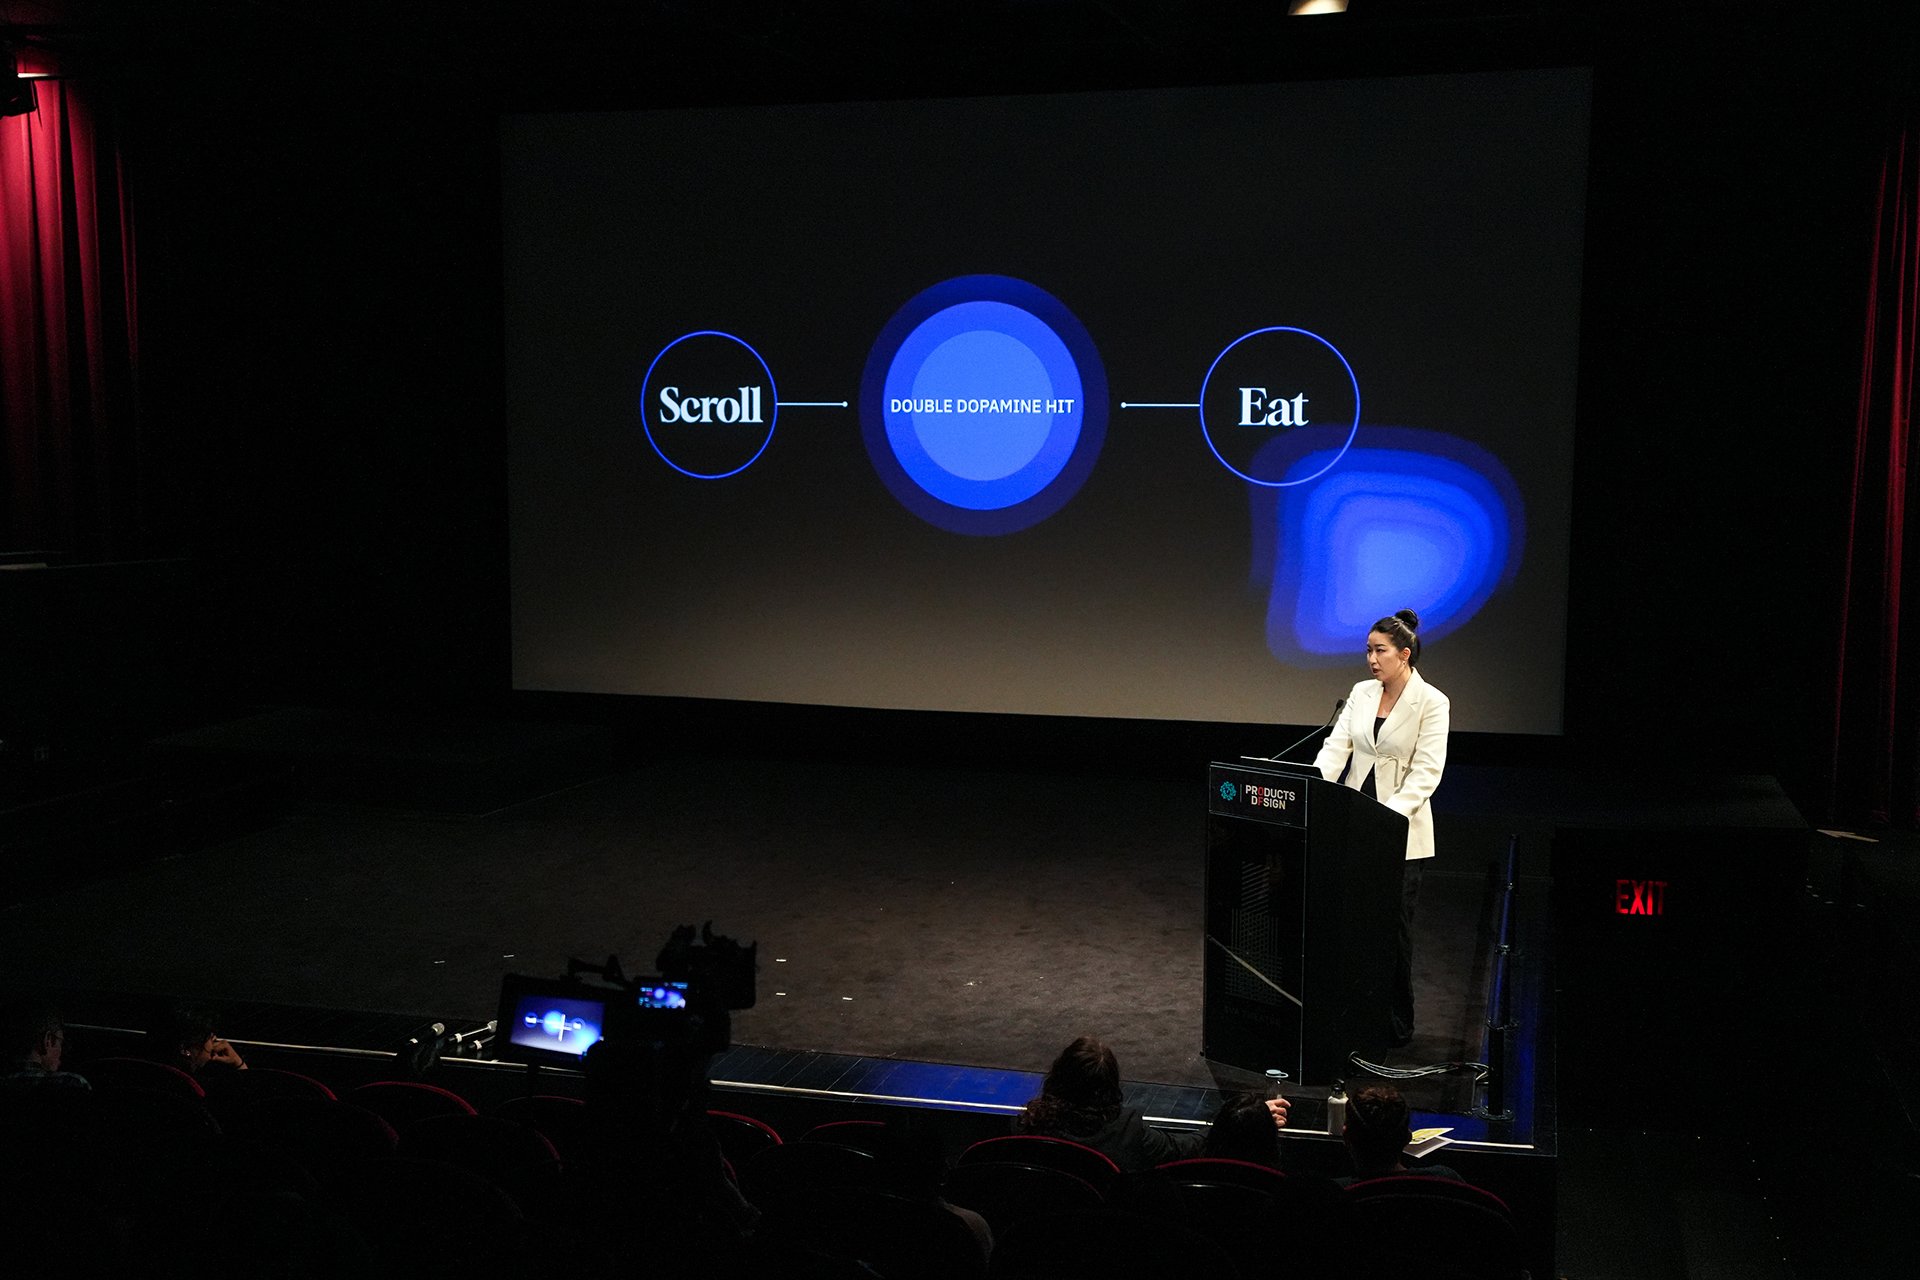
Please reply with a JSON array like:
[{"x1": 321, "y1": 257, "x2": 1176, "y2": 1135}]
[{"x1": 1288, "y1": 0, "x2": 1350, "y2": 14}]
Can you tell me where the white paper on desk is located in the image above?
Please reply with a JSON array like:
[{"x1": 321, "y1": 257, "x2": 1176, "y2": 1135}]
[{"x1": 1406, "y1": 1127, "x2": 1455, "y2": 1159}]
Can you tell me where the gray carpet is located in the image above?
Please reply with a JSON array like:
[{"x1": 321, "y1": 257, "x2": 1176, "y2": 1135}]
[{"x1": 0, "y1": 754, "x2": 1494, "y2": 1092}]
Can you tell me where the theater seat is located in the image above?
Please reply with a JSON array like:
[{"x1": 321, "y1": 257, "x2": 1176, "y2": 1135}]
[
  {"x1": 707, "y1": 1107, "x2": 783, "y2": 1167},
  {"x1": 223, "y1": 1097, "x2": 397, "y2": 1184},
  {"x1": 200, "y1": 1067, "x2": 335, "y2": 1126},
  {"x1": 89, "y1": 1085, "x2": 222, "y2": 1152},
  {"x1": 1345, "y1": 1175, "x2": 1526, "y2": 1280},
  {"x1": 1133, "y1": 1177, "x2": 1281, "y2": 1280},
  {"x1": 958, "y1": 1134, "x2": 1122, "y2": 1196},
  {"x1": 741, "y1": 1138, "x2": 882, "y2": 1212},
  {"x1": 800, "y1": 1118, "x2": 890, "y2": 1152},
  {"x1": 942, "y1": 1160, "x2": 1103, "y2": 1235},
  {"x1": 336, "y1": 1156, "x2": 528, "y2": 1274},
  {"x1": 761, "y1": 1186, "x2": 988, "y2": 1280},
  {"x1": 1154, "y1": 1156, "x2": 1289, "y2": 1194},
  {"x1": 990, "y1": 1208, "x2": 1240, "y2": 1280},
  {"x1": 348, "y1": 1080, "x2": 476, "y2": 1131},
  {"x1": 396, "y1": 1113, "x2": 563, "y2": 1209},
  {"x1": 493, "y1": 1094, "x2": 590, "y2": 1164},
  {"x1": 79, "y1": 1057, "x2": 205, "y2": 1099}
]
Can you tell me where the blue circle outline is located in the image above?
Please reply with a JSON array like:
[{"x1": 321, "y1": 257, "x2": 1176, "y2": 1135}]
[
  {"x1": 639, "y1": 330, "x2": 778, "y2": 480},
  {"x1": 861, "y1": 275, "x2": 1108, "y2": 536},
  {"x1": 1199, "y1": 326, "x2": 1360, "y2": 488}
]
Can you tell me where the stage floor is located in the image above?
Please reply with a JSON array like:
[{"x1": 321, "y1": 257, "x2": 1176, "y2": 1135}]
[{"x1": 0, "y1": 750, "x2": 1549, "y2": 1148}]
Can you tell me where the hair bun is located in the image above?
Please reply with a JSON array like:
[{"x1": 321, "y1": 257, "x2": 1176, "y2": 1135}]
[{"x1": 1395, "y1": 609, "x2": 1421, "y2": 633}]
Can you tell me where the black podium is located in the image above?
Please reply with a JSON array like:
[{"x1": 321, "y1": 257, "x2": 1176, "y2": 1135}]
[{"x1": 1202, "y1": 759, "x2": 1408, "y2": 1084}]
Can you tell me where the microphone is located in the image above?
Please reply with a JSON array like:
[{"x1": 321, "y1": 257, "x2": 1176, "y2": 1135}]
[{"x1": 1268, "y1": 697, "x2": 1346, "y2": 763}]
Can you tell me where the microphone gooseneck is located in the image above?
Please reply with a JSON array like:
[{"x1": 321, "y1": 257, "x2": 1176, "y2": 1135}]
[{"x1": 1268, "y1": 696, "x2": 1346, "y2": 763}]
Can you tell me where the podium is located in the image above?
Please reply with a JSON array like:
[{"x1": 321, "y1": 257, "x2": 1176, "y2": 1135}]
[{"x1": 1203, "y1": 759, "x2": 1408, "y2": 1084}]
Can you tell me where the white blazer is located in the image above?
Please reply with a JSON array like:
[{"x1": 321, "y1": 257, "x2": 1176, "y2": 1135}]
[{"x1": 1312, "y1": 668, "x2": 1450, "y2": 861}]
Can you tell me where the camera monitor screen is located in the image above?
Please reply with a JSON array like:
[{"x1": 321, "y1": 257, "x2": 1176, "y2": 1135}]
[
  {"x1": 635, "y1": 981, "x2": 689, "y2": 1009},
  {"x1": 493, "y1": 974, "x2": 694, "y2": 1067},
  {"x1": 495, "y1": 975, "x2": 611, "y2": 1068}
]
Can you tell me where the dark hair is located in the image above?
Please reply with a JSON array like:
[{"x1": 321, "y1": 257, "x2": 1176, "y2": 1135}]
[
  {"x1": 145, "y1": 1005, "x2": 218, "y2": 1063},
  {"x1": 1344, "y1": 1084, "x2": 1412, "y2": 1166},
  {"x1": 1018, "y1": 1036, "x2": 1124, "y2": 1138},
  {"x1": 0, "y1": 1000, "x2": 62, "y2": 1061},
  {"x1": 1369, "y1": 609, "x2": 1422, "y2": 667},
  {"x1": 1199, "y1": 1092, "x2": 1281, "y2": 1168}
]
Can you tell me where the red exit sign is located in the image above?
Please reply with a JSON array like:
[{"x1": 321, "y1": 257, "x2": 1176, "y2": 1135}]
[{"x1": 1615, "y1": 879, "x2": 1668, "y2": 916}]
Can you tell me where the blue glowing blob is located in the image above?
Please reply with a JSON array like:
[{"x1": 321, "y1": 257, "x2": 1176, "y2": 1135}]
[{"x1": 1250, "y1": 426, "x2": 1524, "y2": 663}]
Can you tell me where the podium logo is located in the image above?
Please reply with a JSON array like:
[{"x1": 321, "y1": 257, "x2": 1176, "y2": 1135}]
[
  {"x1": 640, "y1": 331, "x2": 778, "y2": 479},
  {"x1": 1219, "y1": 781, "x2": 1239, "y2": 802},
  {"x1": 1248, "y1": 784, "x2": 1296, "y2": 811}
]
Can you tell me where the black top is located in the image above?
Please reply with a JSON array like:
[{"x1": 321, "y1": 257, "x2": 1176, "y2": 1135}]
[
  {"x1": 1361, "y1": 715, "x2": 1387, "y2": 799},
  {"x1": 1027, "y1": 1108, "x2": 1205, "y2": 1173}
]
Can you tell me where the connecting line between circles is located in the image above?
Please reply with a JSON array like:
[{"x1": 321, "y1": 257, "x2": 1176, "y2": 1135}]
[
  {"x1": 1205, "y1": 934, "x2": 1303, "y2": 1008},
  {"x1": 776, "y1": 400, "x2": 849, "y2": 407},
  {"x1": 1118, "y1": 402, "x2": 1200, "y2": 409}
]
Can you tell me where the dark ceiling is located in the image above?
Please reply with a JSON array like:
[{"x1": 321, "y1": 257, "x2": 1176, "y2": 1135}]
[{"x1": 9, "y1": 1, "x2": 1910, "y2": 112}]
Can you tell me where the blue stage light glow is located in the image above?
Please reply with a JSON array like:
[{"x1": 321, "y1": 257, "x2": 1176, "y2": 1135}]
[
  {"x1": 1250, "y1": 426, "x2": 1524, "y2": 664},
  {"x1": 862, "y1": 275, "x2": 1108, "y2": 535}
]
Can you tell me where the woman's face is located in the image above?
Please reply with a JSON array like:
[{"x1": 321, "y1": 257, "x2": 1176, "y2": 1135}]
[
  {"x1": 1366, "y1": 631, "x2": 1411, "y2": 685},
  {"x1": 182, "y1": 1034, "x2": 216, "y2": 1071}
]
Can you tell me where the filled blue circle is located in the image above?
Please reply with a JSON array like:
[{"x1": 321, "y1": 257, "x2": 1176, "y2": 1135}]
[
  {"x1": 882, "y1": 299, "x2": 1083, "y2": 511},
  {"x1": 861, "y1": 276, "x2": 1108, "y2": 537},
  {"x1": 912, "y1": 330, "x2": 1052, "y2": 480}
]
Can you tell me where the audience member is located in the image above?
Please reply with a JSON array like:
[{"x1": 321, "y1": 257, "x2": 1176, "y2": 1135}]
[
  {"x1": 1018, "y1": 1036, "x2": 1289, "y2": 1172},
  {"x1": 1338, "y1": 1084, "x2": 1464, "y2": 1185},
  {"x1": 0, "y1": 1000, "x2": 89, "y2": 1090},
  {"x1": 1198, "y1": 1091, "x2": 1284, "y2": 1168},
  {"x1": 144, "y1": 1005, "x2": 247, "y2": 1076}
]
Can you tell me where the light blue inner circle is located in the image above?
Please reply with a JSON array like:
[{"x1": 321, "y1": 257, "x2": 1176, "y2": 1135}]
[
  {"x1": 881, "y1": 300, "x2": 1083, "y2": 512},
  {"x1": 911, "y1": 331, "x2": 1053, "y2": 481}
]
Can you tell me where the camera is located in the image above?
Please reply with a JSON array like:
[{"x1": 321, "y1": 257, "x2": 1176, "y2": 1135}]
[{"x1": 493, "y1": 921, "x2": 756, "y2": 1069}]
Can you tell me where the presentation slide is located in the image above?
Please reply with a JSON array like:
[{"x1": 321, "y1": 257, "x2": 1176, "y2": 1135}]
[{"x1": 505, "y1": 70, "x2": 1589, "y2": 734}]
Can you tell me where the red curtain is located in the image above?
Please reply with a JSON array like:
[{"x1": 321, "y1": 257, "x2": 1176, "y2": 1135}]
[
  {"x1": 1832, "y1": 128, "x2": 1920, "y2": 825},
  {"x1": 0, "y1": 76, "x2": 141, "y2": 557}
]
